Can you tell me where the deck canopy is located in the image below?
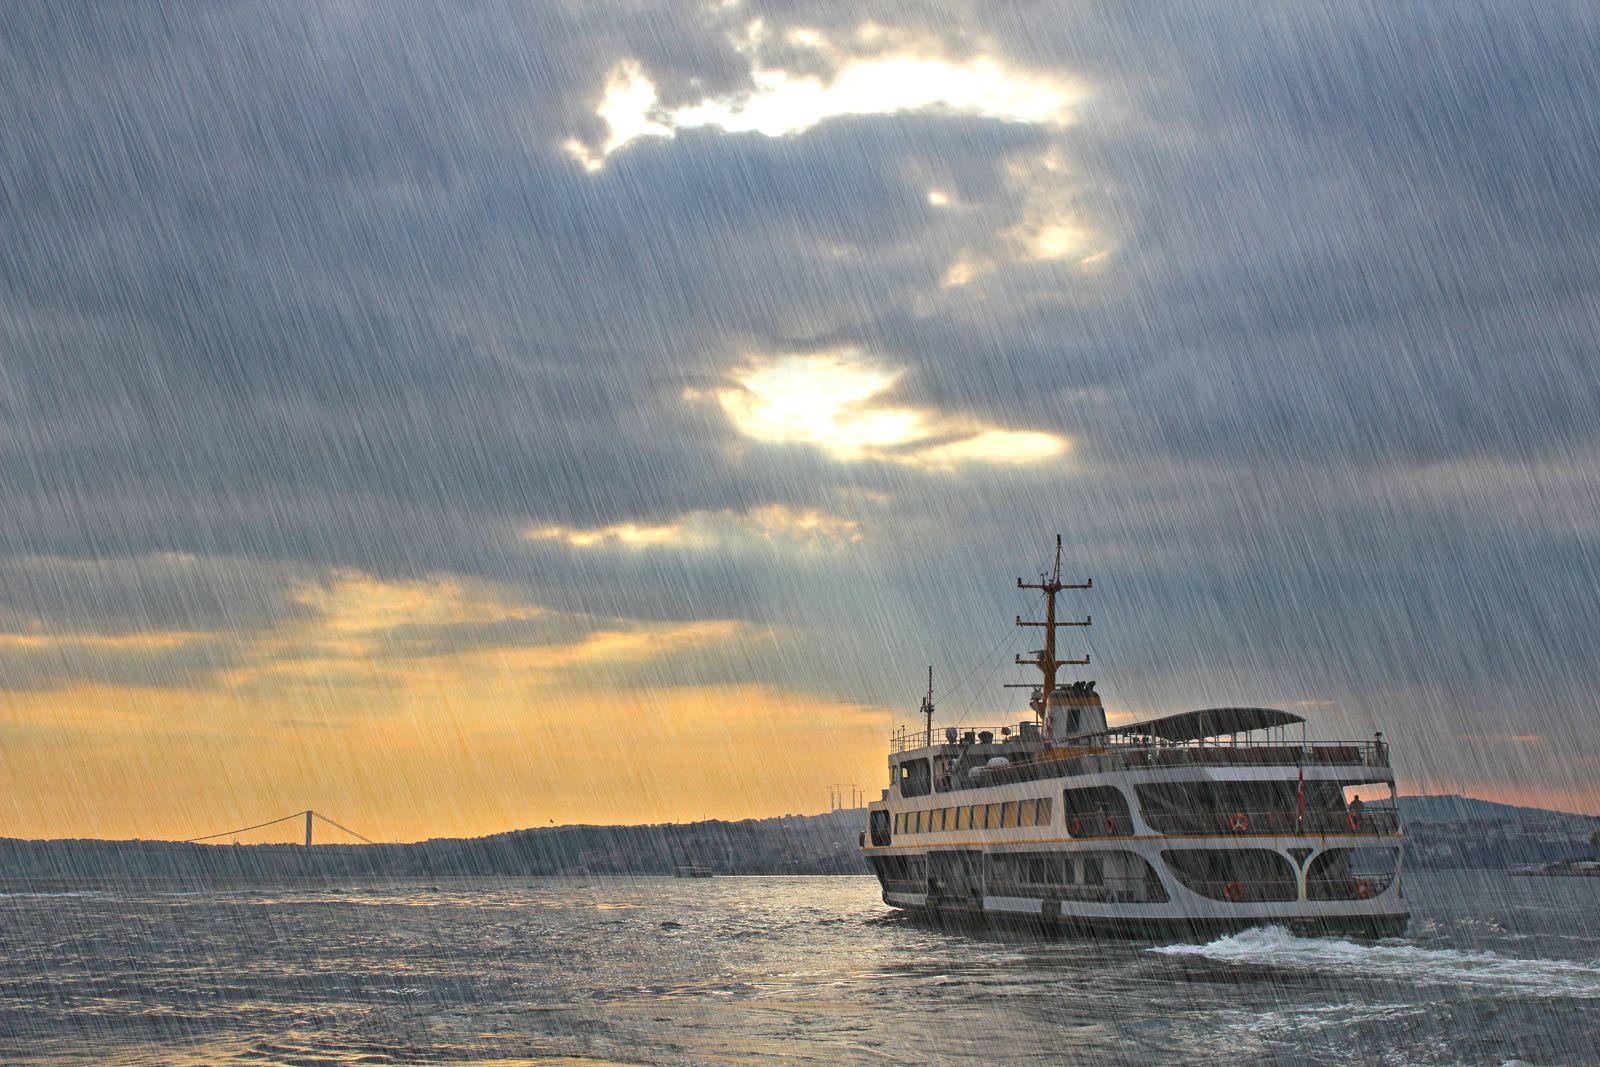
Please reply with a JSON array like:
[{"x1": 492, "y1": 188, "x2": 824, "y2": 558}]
[{"x1": 1111, "y1": 706, "x2": 1305, "y2": 743}]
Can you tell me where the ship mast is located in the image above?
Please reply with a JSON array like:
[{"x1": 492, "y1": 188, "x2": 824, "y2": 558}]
[
  {"x1": 1014, "y1": 535, "x2": 1091, "y2": 716},
  {"x1": 920, "y1": 665, "x2": 934, "y2": 747}
]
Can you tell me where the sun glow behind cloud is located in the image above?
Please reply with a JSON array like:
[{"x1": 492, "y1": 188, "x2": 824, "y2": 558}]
[
  {"x1": 564, "y1": 36, "x2": 1081, "y2": 170},
  {"x1": 703, "y1": 350, "x2": 1069, "y2": 470}
]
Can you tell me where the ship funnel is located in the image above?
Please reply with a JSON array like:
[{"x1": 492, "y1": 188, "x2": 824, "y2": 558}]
[{"x1": 1045, "y1": 683, "x2": 1106, "y2": 744}]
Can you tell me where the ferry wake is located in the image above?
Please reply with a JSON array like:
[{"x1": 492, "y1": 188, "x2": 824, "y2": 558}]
[{"x1": 860, "y1": 538, "x2": 1408, "y2": 938}]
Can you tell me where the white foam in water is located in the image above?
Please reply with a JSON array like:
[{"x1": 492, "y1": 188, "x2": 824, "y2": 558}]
[{"x1": 1152, "y1": 926, "x2": 1600, "y2": 999}]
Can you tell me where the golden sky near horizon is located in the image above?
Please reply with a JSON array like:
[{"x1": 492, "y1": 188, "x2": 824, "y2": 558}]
[{"x1": 0, "y1": 569, "x2": 892, "y2": 842}]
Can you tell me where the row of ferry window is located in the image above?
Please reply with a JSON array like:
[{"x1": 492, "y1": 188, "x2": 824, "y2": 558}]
[{"x1": 893, "y1": 798, "x2": 1054, "y2": 835}]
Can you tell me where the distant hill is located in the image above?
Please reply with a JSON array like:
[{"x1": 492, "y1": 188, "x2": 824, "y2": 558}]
[
  {"x1": 0, "y1": 808, "x2": 872, "y2": 885},
  {"x1": 1398, "y1": 794, "x2": 1588, "y2": 822},
  {"x1": 2, "y1": 795, "x2": 1596, "y2": 884},
  {"x1": 1397, "y1": 794, "x2": 1599, "y2": 870}
]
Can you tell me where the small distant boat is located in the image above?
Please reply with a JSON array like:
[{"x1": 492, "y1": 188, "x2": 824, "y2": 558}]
[
  {"x1": 673, "y1": 864, "x2": 714, "y2": 878},
  {"x1": 1510, "y1": 861, "x2": 1600, "y2": 877}
]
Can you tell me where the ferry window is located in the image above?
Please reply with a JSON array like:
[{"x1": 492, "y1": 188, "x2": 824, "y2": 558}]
[
  {"x1": 936, "y1": 809, "x2": 948, "y2": 832},
  {"x1": 1036, "y1": 798, "x2": 1053, "y2": 826},
  {"x1": 1083, "y1": 856, "x2": 1104, "y2": 886},
  {"x1": 893, "y1": 814, "x2": 902, "y2": 834},
  {"x1": 964, "y1": 805, "x2": 976, "y2": 828},
  {"x1": 953, "y1": 807, "x2": 966, "y2": 830},
  {"x1": 916, "y1": 810, "x2": 926, "y2": 834},
  {"x1": 1001, "y1": 802, "x2": 1019, "y2": 828},
  {"x1": 899, "y1": 759, "x2": 932, "y2": 798},
  {"x1": 1019, "y1": 800, "x2": 1037, "y2": 827},
  {"x1": 1063, "y1": 786, "x2": 1132, "y2": 836},
  {"x1": 985, "y1": 804, "x2": 1001, "y2": 829},
  {"x1": 1062, "y1": 858, "x2": 1076, "y2": 884}
]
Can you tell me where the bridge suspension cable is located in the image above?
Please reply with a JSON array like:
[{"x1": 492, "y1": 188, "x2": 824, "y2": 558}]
[
  {"x1": 185, "y1": 811, "x2": 304, "y2": 843},
  {"x1": 311, "y1": 811, "x2": 379, "y2": 846},
  {"x1": 185, "y1": 809, "x2": 379, "y2": 845}
]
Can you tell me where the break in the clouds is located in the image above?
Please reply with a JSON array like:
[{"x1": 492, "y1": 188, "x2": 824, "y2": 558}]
[
  {"x1": 700, "y1": 350, "x2": 1070, "y2": 469},
  {"x1": 3, "y1": 1, "x2": 1599, "y2": 835},
  {"x1": 564, "y1": 21, "x2": 1083, "y2": 170},
  {"x1": 530, "y1": 503, "x2": 864, "y2": 552}
]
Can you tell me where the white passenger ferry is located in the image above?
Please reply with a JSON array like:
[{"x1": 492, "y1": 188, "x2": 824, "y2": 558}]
[{"x1": 861, "y1": 539, "x2": 1408, "y2": 937}]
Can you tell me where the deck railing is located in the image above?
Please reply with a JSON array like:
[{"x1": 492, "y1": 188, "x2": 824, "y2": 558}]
[
  {"x1": 891, "y1": 724, "x2": 1037, "y2": 754},
  {"x1": 891, "y1": 731, "x2": 1391, "y2": 773},
  {"x1": 1141, "y1": 807, "x2": 1401, "y2": 837}
]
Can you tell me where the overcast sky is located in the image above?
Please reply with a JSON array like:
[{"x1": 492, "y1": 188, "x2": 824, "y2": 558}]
[{"x1": 3, "y1": 2, "x2": 1598, "y2": 839}]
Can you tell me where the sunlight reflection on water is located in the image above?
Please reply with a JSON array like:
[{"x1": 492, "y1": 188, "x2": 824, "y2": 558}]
[{"x1": 2, "y1": 873, "x2": 1598, "y2": 1065}]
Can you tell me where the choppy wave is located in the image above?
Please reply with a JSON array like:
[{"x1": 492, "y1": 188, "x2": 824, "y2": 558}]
[{"x1": 1152, "y1": 925, "x2": 1600, "y2": 999}]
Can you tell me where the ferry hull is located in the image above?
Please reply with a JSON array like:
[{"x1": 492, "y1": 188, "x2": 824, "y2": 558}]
[{"x1": 883, "y1": 896, "x2": 1409, "y2": 940}]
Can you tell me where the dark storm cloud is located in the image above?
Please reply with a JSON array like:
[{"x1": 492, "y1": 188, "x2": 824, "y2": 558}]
[{"x1": 3, "y1": 2, "x2": 1599, "y2": 796}]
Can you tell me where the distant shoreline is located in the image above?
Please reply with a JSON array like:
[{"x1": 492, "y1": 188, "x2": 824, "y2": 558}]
[{"x1": 2, "y1": 796, "x2": 1595, "y2": 883}]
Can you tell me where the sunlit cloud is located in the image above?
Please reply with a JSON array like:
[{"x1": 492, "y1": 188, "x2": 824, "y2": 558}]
[
  {"x1": 288, "y1": 570, "x2": 542, "y2": 634},
  {"x1": 941, "y1": 256, "x2": 984, "y2": 288},
  {"x1": 935, "y1": 148, "x2": 1112, "y2": 284},
  {"x1": 701, "y1": 349, "x2": 1069, "y2": 470},
  {"x1": 565, "y1": 27, "x2": 1082, "y2": 170},
  {"x1": 529, "y1": 504, "x2": 863, "y2": 552},
  {"x1": 148, "y1": 570, "x2": 749, "y2": 695},
  {"x1": 0, "y1": 629, "x2": 213, "y2": 652},
  {"x1": 527, "y1": 521, "x2": 688, "y2": 549}
]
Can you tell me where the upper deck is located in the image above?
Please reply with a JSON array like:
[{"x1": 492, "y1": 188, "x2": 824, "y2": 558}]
[{"x1": 889, "y1": 707, "x2": 1391, "y2": 795}]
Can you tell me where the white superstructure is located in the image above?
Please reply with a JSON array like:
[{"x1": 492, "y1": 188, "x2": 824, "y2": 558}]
[{"x1": 860, "y1": 539, "x2": 1408, "y2": 937}]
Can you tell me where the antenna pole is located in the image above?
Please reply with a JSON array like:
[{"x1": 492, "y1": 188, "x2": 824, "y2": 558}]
[
  {"x1": 921, "y1": 665, "x2": 935, "y2": 747},
  {"x1": 1016, "y1": 535, "x2": 1091, "y2": 711}
]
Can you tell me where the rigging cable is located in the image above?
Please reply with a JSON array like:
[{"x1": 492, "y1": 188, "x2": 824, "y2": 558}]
[
  {"x1": 951, "y1": 587, "x2": 1042, "y2": 722},
  {"x1": 933, "y1": 588, "x2": 1044, "y2": 706}
]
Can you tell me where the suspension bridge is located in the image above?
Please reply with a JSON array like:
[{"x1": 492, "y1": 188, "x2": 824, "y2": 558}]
[{"x1": 186, "y1": 810, "x2": 380, "y2": 848}]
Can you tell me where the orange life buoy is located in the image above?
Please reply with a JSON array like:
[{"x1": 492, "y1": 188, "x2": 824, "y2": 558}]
[
  {"x1": 1230, "y1": 811, "x2": 1250, "y2": 833},
  {"x1": 1070, "y1": 816, "x2": 1084, "y2": 836},
  {"x1": 1223, "y1": 881, "x2": 1245, "y2": 902},
  {"x1": 1353, "y1": 878, "x2": 1372, "y2": 899},
  {"x1": 1347, "y1": 811, "x2": 1363, "y2": 831}
]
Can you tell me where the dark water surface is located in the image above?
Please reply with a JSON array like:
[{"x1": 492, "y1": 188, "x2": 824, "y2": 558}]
[{"x1": 3, "y1": 872, "x2": 1598, "y2": 1065}]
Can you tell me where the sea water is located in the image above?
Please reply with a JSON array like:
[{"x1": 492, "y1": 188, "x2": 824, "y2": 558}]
[{"x1": 2, "y1": 871, "x2": 1597, "y2": 1065}]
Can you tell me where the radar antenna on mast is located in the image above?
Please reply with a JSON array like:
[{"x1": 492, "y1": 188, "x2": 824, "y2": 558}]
[{"x1": 1007, "y1": 535, "x2": 1091, "y2": 716}]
